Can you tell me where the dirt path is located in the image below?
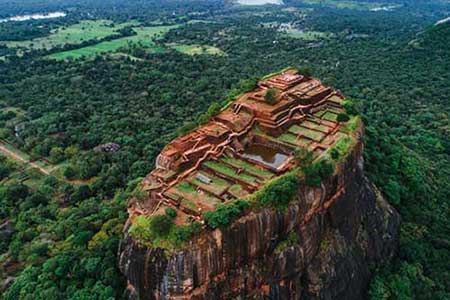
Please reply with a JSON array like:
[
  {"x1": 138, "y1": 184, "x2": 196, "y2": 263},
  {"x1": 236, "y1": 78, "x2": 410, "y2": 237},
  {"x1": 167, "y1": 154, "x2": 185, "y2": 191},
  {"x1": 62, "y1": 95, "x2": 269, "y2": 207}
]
[{"x1": 0, "y1": 144, "x2": 51, "y2": 175}]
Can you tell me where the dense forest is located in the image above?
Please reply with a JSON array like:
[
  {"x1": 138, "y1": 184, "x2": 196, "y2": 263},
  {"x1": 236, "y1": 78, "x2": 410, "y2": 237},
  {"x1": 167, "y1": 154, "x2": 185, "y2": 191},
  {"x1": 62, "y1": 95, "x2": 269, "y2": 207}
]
[{"x1": 0, "y1": 0, "x2": 449, "y2": 299}]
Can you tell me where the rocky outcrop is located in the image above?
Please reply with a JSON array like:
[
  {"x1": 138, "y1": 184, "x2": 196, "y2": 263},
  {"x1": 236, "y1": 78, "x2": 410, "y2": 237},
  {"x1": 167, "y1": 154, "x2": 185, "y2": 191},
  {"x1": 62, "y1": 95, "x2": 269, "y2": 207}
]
[{"x1": 119, "y1": 128, "x2": 400, "y2": 300}]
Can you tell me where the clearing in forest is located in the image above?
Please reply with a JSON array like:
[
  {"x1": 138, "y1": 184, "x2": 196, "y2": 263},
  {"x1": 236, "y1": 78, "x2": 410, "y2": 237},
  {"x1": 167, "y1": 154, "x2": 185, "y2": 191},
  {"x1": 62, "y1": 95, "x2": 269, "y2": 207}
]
[
  {"x1": 285, "y1": 30, "x2": 334, "y2": 41},
  {"x1": 301, "y1": 0, "x2": 385, "y2": 10},
  {"x1": 1, "y1": 20, "x2": 139, "y2": 51},
  {"x1": 167, "y1": 43, "x2": 224, "y2": 56},
  {"x1": 47, "y1": 25, "x2": 177, "y2": 60}
]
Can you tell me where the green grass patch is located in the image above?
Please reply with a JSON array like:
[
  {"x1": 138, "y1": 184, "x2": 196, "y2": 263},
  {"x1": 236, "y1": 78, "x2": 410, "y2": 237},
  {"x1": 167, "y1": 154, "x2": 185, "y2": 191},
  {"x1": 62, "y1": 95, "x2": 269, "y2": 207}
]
[
  {"x1": 288, "y1": 125, "x2": 325, "y2": 141},
  {"x1": 301, "y1": 120, "x2": 330, "y2": 133},
  {"x1": 330, "y1": 136, "x2": 354, "y2": 159},
  {"x1": 171, "y1": 180, "x2": 222, "y2": 209},
  {"x1": 322, "y1": 111, "x2": 338, "y2": 122},
  {"x1": 278, "y1": 133, "x2": 312, "y2": 147},
  {"x1": 228, "y1": 184, "x2": 249, "y2": 199},
  {"x1": 47, "y1": 25, "x2": 177, "y2": 60},
  {"x1": 339, "y1": 116, "x2": 361, "y2": 133},
  {"x1": 175, "y1": 182, "x2": 197, "y2": 194},
  {"x1": 168, "y1": 43, "x2": 224, "y2": 55},
  {"x1": 203, "y1": 160, "x2": 260, "y2": 184},
  {"x1": 220, "y1": 157, "x2": 274, "y2": 179},
  {"x1": 128, "y1": 209, "x2": 202, "y2": 249},
  {"x1": 181, "y1": 198, "x2": 197, "y2": 211},
  {"x1": 302, "y1": 0, "x2": 384, "y2": 10},
  {"x1": 2, "y1": 20, "x2": 139, "y2": 51},
  {"x1": 285, "y1": 30, "x2": 334, "y2": 41},
  {"x1": 189, "y1": 171, "x2": 230, "y2": 196}
]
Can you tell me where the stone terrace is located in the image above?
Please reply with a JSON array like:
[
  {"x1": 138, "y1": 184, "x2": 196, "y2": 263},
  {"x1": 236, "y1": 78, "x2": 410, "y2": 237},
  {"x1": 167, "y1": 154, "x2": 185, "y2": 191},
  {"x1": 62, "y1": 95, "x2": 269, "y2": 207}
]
[{"x1": 132, "y1": 69, "x2": 351, "y2": 226}]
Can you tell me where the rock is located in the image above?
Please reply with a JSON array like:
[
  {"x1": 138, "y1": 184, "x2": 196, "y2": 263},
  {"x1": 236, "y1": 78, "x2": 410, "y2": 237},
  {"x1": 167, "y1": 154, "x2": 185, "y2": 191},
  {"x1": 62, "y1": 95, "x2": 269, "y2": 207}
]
[
  {"x1": 119, "y1": 128, "x2": 400, "y2": 300},
  {"x1": 1, "y1": 276, "x2": 15, "y2": 293},
  {"x1": 0, "y1": 219, "x2": 14, "y2": 247}
]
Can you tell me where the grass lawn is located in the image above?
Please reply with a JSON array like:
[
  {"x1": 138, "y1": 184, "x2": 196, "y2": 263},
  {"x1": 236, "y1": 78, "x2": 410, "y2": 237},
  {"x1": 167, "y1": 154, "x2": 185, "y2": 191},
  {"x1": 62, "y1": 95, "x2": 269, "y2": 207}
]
[
  {"x1": 285, "y1": 30, "x2": 334, "y2": 41},
  {"x1": 47, "y1": 25, "x2": 177, "y2": 60},
  {"x1": 188, "y1": 171, "x2": 230, "y2": 196},
  {"x1": 167, "y1": 43, "x2": 224, "y2": 55},
  {"x1": 278, "y1": 133, "x2": 312, "y2": 148},
  {"x1": 171, "y1": 181, "x2": 222, "y2": 210},
  {"x1": 301, "y1": 120, "x2": 331, "y2": 133},
  {"x1": 2, "y1": 20, "x2": 139, "y2": 50},
  {"x1": 228, "y1": 184, "x2": 249, "y2": 199},
  {"x1": 203, "y1": 160, "x2": 260, "y2": 184},
  {"x1": 288, "y1": 125, "x2": 325, "y2": 141},
  {"x1": 322, "y1": 111, "x2": 338, "y2": 122},
  {"x1": 220, "y1": 157, "x2": 274, "y2": 179}
]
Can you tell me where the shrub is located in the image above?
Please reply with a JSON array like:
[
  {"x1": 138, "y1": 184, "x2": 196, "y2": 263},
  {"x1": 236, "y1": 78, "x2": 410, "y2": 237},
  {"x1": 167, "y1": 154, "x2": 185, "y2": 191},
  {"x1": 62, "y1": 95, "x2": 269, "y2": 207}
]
[
  {"x1": 64, "y1": 166, "x2": 77, "y2": 179},
  {"x1": 204, "y1": 200, "x2": 249, "y2": 229},
  {"x1": 165, "y1": 207, "x2": 177, "y2": 219},
  {"x1": 150, "y1": 214, "x2": 174, "y2": 237},
  {"x1": 343, "y1": 99, "x2": 358, "y2": 115},
  {"x1": 173, "y1": 222, "x2": 202, "y2": 242},
  {"x1": 128, "y1": 215, "x2": 152, "y2": 242},
  {"x1": 177, "y1": 121, "x2": 197, "y2": 136},
  {"x1": 239, "y1": 77, "x2": 259, "y2": 92},
  {"x1": 303, "y1": 159, "x2": 335, "y2": 187},
  {"x1": 330, "y1": 148, "x2": 340, "y2": 160},
  {"x1": 337, "y1": 113, "x2": 350, "y2": 123},
  {"x1": 294, "y1": 147, "x2": 313, "y2": 166},
  {"x1": 256, "y1": 172, "x2": 299, "y2": 210},
  {"x1": 265, "y1": 88, "x2": 277, "y2": 104}
]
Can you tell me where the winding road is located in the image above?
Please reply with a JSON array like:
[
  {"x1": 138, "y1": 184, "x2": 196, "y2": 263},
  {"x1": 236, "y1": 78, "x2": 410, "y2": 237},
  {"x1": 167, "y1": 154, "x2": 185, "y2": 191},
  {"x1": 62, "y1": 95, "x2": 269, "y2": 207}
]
[{"x1": 0, "y1": 143, "x2": 51, "y2": 175}]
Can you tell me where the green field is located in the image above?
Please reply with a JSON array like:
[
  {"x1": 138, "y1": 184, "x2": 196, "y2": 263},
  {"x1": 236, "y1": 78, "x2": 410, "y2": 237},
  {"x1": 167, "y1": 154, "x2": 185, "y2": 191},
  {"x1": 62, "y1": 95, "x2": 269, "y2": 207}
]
[
  {"x1": 47, "y1": 25, "x2": 177, "y2": 60},
  {"x1": 302, "y1": 0, "x2": 385, "y2": 10},
  {"x1": 285, "y1": 30, "x2": 334, "y2": 41},
  {"x1": 1, "y1": 20, "x2": 139, "y2": 51},
  {"x1": 168, "y1": 43, "x2": 224, "y2": 55}
]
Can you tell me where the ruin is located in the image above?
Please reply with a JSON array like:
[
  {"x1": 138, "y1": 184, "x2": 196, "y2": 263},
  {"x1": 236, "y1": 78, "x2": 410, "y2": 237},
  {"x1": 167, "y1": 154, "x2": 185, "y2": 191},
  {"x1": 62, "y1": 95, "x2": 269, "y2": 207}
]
[
  {"x1": 120, "y1": 69, "x2": 400, "y2": 300},
  {"x1": 131, "y1": 68, "x2": 351, "y2": 225}
]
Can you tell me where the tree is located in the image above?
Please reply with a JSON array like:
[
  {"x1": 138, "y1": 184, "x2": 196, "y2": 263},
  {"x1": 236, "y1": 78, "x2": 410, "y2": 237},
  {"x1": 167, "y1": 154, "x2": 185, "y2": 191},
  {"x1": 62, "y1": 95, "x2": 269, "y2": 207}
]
[
  {"x1": 265, "y1": 88, "x2": 277, "y2": 104},
  {"x1": 64, "y1": 166, "x2": 77, "y2": 180},
  {"x1": 149, "y1": 214, "x2": 173, "y2": 237},
  {"x1": 49, "y1": 147, "x2": 64, "y2": 163},
  {"x1": 337, "y1": 113, "x2": 350, "y2": 123}
]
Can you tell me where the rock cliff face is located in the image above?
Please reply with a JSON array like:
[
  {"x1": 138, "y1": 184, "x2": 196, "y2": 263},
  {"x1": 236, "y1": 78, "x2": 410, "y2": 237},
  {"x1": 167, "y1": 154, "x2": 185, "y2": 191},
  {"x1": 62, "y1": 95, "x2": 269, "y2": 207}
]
[{"x1": 119, "y1": 126, "x2": 400, "y2": 300}]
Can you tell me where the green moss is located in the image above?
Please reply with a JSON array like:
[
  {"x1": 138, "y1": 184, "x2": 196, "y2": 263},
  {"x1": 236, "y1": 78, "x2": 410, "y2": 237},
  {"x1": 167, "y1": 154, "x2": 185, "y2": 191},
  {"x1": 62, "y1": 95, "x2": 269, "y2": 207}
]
[
  {"x1": 320, "y1": 236, "x2": 332, "y2": 253},
  {"x1": 274, "y1": 232, "x2": 299, "y2": 254}
]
